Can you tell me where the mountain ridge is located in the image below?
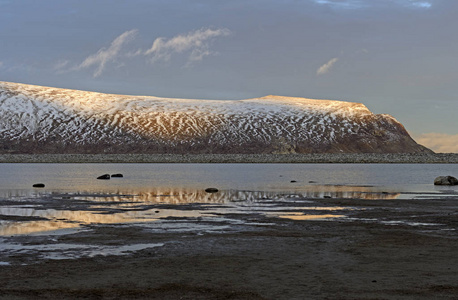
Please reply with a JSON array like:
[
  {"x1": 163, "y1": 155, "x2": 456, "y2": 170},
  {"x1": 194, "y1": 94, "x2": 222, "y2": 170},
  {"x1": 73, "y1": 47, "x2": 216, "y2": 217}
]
[{"x1": 0, "y1": 81, "x2": 432, "y2": 154}]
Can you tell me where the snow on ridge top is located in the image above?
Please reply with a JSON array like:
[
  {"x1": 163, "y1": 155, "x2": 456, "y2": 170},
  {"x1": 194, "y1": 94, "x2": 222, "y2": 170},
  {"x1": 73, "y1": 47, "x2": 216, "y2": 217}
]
[
  {"x1": 254, "y1": 95, "x2": 367, "y2": 108},
  {"x1": 0, "y1": 81, "x2": 431, "y2": 154},
  {"x1": 1, "y1": 81, "x2": 361, "y2": 104},
  {"x1": 247, "y1": 95, "x2": 372, "y2": 116},
  {"x1": 0, "y1": 81, "x2": 376, "y2": 121}
]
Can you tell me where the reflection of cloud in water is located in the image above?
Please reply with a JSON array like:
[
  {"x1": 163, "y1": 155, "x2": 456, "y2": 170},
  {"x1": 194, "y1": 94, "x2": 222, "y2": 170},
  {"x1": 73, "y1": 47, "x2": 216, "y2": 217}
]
[
  {"x1": 278, "y1": 214, "x2": 346, "y2": 221},
  {"x1": 0, "y1": 219, "x2": 77, "y2": 236},
  {"x1": 0, "y1": 206, "x2": 203, "y2": 236}
]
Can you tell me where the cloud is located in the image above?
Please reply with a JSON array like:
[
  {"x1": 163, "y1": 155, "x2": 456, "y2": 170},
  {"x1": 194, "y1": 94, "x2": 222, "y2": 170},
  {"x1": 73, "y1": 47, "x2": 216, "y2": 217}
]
[
  {"x1": 61, "y1": 27, "x2": 231, "y2": 77},
  {"x1": 314, "y1": 0, "x2": 365, "y2": 9},
  {"x1": 402, "y1": 0, "x2": 432, "y2": 8},
  {"x1": 53, "y1": 60, "x2": 69, "y2": 73},
  {"x1": 316, "y1": 57, "x2": 339, "y2": 75},
  {"x1": 77, "y1": 29, "x2": 138, "y2": 77},
  {"x1": 313, "y1": 0, "x2": 433, "y2": 9},
  {"x1": 144, "y1": 28, "x2": 231, "y2": 65},
  {"x1": 414, "y1": 133, "x2": 458, "y2": 153},
  {"x1": 126, "y1": 49, "x2": 143, "y2": 58}
]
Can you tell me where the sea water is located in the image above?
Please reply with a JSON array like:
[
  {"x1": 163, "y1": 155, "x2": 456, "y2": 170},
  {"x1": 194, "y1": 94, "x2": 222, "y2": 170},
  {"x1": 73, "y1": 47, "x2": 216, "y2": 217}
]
[
  {"x1": 0, "y1": 163, "x2": 456, "y2": 237},
  {"x1": 0, "y1": 163, "x2": 456, "y2": 192}
]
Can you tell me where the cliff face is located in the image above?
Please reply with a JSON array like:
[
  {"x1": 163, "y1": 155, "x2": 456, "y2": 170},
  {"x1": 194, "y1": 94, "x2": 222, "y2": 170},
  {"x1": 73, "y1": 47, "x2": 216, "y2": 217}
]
[{"x1": 0, "y1": 81, "x2": 432, "y2": 154}]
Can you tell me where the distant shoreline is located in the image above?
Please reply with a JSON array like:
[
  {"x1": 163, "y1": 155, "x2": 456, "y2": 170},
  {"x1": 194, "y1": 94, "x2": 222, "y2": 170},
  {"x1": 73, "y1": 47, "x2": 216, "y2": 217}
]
[{"x1": 0, "y1": 153, "x2": 457, "y2": 163}]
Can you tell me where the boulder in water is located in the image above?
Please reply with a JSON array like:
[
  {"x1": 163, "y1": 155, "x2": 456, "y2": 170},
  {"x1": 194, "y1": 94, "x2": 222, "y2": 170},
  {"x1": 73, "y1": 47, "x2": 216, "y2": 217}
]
[
  {"x1": 32, "y1": 183, "x2": 45, "y2": 188},
  {"x1": 111, "y1": 173, "x2": 123, "y2": 178},
  {"x1": 205, "y1": 188, "x2": 219, "y2": 193},
  {"x1": 97, "y1": 174, "x2": 110, "y2": 180},
  {"x1": 434, "y1": 176, "x2": 458, "y2": 185}
]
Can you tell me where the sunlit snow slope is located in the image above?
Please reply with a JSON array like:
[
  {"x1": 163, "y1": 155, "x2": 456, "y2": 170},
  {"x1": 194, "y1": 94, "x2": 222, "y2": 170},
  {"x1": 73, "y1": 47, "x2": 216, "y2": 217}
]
[{"x1": 0, "y1": 81, "x2": 432, "y2": 154}]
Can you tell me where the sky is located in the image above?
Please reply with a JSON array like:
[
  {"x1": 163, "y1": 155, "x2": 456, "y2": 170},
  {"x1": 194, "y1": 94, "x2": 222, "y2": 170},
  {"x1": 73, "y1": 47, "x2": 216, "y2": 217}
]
[{"x1": 1, "y1": 0, "x2": 457, "y2": 152}]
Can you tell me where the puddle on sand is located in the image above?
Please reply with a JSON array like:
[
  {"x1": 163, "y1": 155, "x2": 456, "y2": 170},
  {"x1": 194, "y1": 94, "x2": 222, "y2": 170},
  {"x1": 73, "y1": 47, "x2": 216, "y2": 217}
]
[
  {"x1": 380, "y1": 220, "x2": 444, "y2": 227},
  {"x1": 277, "y1": 213, "x2": 346, "y2": 221},
  {"x1": 2, "y1": 184, "x2": 450, "y2": 237},
  {"x1": 0, "y1": 187, "x2": 371, "y2": 236},
  {"x1": 0, "y1": 240, "x2": 164, "y2": 262},
  {"x1": 0, "y1": 206, "x2": 163, "y2": 236}
]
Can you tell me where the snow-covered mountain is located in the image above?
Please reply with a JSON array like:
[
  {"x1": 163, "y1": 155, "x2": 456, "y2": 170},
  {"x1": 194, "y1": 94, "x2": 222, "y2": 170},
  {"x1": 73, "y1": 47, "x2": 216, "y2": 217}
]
[{"x1": 0, "y1": 81, "x2": 432, "y2": 154}]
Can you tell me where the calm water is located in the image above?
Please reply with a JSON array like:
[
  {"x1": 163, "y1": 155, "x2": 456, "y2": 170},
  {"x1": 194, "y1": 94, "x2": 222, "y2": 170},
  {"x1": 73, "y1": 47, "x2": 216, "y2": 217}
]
[
  {"x1": 0, "y1": 163, "x2": 456, "y2": 194},
  {"x1": 0, "y1": 163, "x2": 456, "y2": 237}
]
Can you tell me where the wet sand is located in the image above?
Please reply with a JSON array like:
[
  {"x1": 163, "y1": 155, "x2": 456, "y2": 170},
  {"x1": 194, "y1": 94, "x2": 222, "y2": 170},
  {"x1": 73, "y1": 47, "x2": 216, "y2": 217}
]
[{"x1": 0, "y1": 195, "x2": 457, "y2": 299}]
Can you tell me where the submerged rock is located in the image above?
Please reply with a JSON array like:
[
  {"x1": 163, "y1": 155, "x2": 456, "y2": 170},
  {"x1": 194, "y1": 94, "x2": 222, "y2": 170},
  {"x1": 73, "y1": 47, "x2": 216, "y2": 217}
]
[
  {"x1": 97, "y1": 174, "x2": 110, "y2": 180},
  {"x1": 111, "y1": 173, "x2": 123, "y2": 178},
  {"x1": 434, "y1": 176, "x2": 458, "y2": 185},
  {"x1": 32, "y1": 183, "x2": 45, "y2": 188},
  {"x1": 205, "y1": 188, "x2": 219, "y2": 193}
]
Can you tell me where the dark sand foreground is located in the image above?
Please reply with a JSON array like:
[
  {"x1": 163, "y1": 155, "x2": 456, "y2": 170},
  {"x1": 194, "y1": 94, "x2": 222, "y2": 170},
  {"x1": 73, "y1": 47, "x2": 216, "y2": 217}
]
[{"x1": 0, "y1": 195, "x2": 457, "y2": 299}]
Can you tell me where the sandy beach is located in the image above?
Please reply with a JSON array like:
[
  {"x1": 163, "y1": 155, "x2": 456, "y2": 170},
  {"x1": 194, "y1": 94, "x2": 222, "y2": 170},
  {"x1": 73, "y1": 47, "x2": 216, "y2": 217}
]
[{"x1": 0, "y1": 192, "x2": 457, "y2": 299}]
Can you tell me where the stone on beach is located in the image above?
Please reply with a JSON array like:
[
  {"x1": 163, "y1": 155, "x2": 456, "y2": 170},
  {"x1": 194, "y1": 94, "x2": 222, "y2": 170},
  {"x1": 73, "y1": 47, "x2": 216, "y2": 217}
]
[
  {"x1": 205, "y1": 188, "x2": 219, "y2": 193},
  {"x1": 434, "y1": 176, "x2": 458, "y2": 185},
  {"x1": 32, "y1": 183, "x2": 45, "y2": 188},
  {"x1": 97, "y1": 174, "x2": 111, "y2": 180}
]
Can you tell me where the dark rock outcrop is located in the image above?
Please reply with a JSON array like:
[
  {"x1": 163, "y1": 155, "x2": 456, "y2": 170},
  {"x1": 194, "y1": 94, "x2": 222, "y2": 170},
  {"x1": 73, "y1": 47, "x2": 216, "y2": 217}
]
[
  {"x1": 97, "y1": 174, "x2": 110, "y2": 180},
  {"x1": 434, "y1": 176, "x2": 458, "y2": 185}
]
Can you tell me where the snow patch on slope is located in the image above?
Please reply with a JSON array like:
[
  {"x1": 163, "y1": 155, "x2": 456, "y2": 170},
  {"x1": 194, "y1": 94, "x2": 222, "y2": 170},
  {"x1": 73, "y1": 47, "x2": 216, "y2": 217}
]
[{"x1": 0, "y1": 81, "x2": 421, "y2": 153}]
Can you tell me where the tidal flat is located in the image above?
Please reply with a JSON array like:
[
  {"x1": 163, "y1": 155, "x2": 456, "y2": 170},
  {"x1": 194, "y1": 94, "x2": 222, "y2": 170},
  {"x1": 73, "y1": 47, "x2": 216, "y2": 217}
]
[{"x1": 0, "y1": 163, "x2": 457, "y2": 299}]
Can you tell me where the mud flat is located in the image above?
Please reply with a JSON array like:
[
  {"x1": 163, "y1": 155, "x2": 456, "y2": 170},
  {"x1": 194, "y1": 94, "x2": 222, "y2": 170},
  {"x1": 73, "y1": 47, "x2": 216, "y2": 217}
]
[
  {"x1": 0, "y1": 153, "x2": 457, "y2": 163},
  {"x1": 0, "y1": 194, "x2": 457, "y2": 299}
]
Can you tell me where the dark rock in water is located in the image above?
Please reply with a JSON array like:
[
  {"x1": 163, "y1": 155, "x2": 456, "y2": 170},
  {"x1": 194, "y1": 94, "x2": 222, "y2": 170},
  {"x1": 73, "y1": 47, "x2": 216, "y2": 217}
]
[
  {"x1": 97, "y1": 174, "x2": 110, "y2": 180},
  {"x1": 205, "y1": 188, "x2": 219, "y2": 193},
  {"x1": 434, "y1": 176, "x2": 458, "y2": 185},
  {"x1": 32, "y1": 183, "x2": 45, "y2": 188},
  {"x1": 290, "y1": 180, "x2": 297, "y2": 183},
  {"x1": 324, "y1": 195, "x2": 332, "y2": 198},
  {"x1": 111, "y1": 173, "x2": 123, "y2": 178},
  {"x1": 309, "y1": 180, "x2": 317, "y2": 183}
]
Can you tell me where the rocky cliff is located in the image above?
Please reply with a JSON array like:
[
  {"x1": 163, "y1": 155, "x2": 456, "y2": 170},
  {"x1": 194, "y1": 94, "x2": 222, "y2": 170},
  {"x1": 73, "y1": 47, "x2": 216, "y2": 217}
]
[{"x1": 0, "y1": 81, "x2": 432, "y2": 154}]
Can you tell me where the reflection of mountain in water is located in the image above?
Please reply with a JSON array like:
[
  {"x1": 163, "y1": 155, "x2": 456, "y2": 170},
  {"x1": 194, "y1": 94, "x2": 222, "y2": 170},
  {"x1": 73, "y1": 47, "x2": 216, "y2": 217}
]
[
  {"x1": 85, "y1": 187, "x2": 400, "y2": 203},
  {"x1": 0, "y1": 186, "x2": 400, "y2": 235},
  {"x1": 0, "y1": 186, "x2": 400, "y2": 204}
]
